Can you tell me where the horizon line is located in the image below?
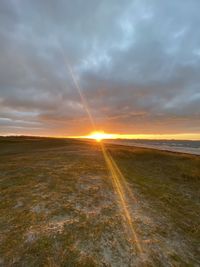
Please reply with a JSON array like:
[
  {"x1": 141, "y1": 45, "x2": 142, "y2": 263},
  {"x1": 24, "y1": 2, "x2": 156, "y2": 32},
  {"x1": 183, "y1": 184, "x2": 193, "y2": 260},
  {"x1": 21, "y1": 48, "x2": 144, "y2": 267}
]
[{"x1": 1, "y1": 133, "x2": 200, "y2": 141}]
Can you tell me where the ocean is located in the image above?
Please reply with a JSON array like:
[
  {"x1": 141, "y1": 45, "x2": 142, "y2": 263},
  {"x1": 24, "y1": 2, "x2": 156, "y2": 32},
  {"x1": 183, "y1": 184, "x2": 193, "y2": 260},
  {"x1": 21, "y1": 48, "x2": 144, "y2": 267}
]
[{"x1": 105, "y1": 139, "x2": 200, "y2": 155}]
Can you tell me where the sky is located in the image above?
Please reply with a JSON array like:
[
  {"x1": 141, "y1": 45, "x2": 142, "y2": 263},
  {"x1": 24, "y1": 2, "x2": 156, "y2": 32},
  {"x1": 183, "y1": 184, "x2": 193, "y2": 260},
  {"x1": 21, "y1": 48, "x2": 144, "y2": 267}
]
[{"x1": 0, "y1": 0, "x2": 200, "y2": 139}]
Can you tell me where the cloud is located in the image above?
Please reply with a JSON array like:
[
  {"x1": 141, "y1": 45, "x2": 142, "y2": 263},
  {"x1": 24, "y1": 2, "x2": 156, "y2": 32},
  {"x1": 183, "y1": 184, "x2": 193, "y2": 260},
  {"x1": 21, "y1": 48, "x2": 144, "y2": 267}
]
[{"x1": 0, "y1": 0, "x2": 200, "y2": 136}]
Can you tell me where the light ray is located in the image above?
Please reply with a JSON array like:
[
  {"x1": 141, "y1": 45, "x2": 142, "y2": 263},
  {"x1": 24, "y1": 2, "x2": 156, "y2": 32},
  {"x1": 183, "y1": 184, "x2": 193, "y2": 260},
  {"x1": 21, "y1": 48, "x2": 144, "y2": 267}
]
[
  {"x1": 57, "y1": 43, "x2": 96, "y2": 130},
  {"x1": 107, "y1": 150, "x2": 138, "y2": 204},
  {"x1": 63, "y1": 54, "x2": 144, "y2": 258},
  {"x1": 65, "y1": 62, "x2": 96, "y2": 130},
  {"x1": 100, "y1": 142, "x2": 143, "y2": 255}
]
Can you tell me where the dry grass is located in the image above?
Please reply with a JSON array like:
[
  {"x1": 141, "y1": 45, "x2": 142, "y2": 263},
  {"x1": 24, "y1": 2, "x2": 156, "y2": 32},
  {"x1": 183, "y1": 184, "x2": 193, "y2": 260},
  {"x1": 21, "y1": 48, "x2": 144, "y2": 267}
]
[{"x1": 0, "y1": 136, "x2": 199, "y2": 266}]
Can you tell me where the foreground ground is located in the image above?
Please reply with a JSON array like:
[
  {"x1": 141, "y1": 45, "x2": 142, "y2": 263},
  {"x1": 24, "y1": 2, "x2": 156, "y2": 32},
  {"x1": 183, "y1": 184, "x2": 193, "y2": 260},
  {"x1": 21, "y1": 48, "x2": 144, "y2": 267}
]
[{"x1": 0, "y1": 137, "x2": 199, "y2": 267}]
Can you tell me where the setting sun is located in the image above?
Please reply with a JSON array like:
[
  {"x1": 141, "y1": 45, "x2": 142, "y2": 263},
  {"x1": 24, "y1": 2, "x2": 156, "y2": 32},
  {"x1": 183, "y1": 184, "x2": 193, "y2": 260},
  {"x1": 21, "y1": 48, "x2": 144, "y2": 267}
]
[
  {"x1": 70, "y1": 132, "x2": 200, "y2": 141},
  {"x1": 86, "y1": 131, "x2": 116, "y2": 142}
]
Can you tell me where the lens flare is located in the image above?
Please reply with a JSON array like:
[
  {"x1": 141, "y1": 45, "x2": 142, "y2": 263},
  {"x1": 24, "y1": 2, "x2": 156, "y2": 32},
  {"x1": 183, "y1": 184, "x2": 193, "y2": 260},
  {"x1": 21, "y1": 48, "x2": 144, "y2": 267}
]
[
  {"x1": 64, "y1": 55, "x2": 145, "y2": 259},
  {"x1": 100, "y1": 142, "x2": 143, "y2": 255}
]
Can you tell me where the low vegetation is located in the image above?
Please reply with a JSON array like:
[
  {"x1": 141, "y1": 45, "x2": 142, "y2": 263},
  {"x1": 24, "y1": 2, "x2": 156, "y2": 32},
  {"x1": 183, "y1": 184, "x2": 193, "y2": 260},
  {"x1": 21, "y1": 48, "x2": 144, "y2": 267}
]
[{"x1": 0, "y1": 137, "x2": 199, "y2": 266}]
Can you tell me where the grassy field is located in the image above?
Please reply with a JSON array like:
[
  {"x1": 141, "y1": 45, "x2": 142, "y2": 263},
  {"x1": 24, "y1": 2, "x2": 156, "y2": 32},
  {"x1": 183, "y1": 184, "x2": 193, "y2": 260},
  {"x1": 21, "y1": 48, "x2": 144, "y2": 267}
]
[{"x1": 0, "y1": 137, "x2": 199, "y2": 267}]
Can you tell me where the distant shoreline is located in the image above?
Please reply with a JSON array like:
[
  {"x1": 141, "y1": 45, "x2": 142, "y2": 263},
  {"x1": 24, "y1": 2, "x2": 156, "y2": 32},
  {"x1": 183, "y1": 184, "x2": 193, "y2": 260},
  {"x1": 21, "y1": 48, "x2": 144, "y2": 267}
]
[
  {"x1": 0, "y1": 136, "x2": 199, "y2": 156},
  {"x1": 104, "y1": 139, "x2": 200, "y2": 156}
]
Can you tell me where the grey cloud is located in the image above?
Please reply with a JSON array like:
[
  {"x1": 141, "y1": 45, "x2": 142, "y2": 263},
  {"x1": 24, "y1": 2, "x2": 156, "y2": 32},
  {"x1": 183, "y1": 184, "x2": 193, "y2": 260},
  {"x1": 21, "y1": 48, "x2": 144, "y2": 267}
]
[{"x1": 0, "y1": 0, "x2": 200, "y2": 135}]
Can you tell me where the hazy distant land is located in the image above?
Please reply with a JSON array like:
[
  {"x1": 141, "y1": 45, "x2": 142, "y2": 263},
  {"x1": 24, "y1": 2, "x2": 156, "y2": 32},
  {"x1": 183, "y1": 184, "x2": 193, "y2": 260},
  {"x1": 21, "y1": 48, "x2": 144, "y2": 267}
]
[{"x1": 0, "y1": 137, "x2": 199, "y2": 266}]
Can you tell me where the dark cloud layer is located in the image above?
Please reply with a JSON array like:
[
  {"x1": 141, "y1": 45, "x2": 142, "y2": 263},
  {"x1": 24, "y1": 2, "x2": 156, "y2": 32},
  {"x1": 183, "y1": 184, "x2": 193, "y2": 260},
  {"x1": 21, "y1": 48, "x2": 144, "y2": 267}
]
[{"x1": 0, "y1": 0, "x2": 200, "y2": 136}]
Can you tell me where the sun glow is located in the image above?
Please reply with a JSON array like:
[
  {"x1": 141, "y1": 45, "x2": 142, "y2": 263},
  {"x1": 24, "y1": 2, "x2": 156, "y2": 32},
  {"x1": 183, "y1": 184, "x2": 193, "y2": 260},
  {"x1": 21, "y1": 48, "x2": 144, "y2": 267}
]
[
  {"x1": 86, "y1": 131, "x2": 116, "y2": 142},
  {"x1": 69, "y1": 132, "x2": 200, "y2": 141}
]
